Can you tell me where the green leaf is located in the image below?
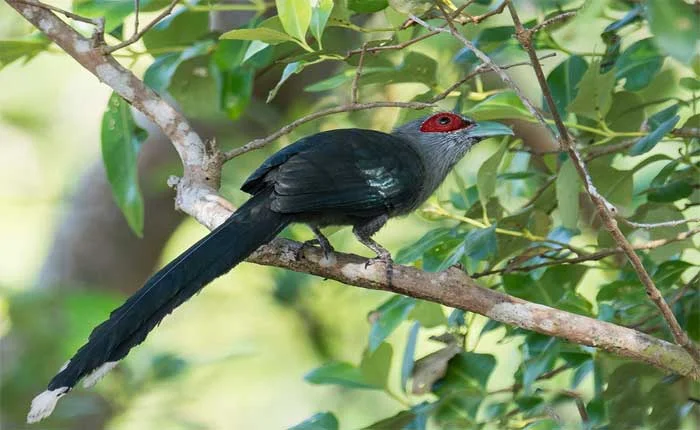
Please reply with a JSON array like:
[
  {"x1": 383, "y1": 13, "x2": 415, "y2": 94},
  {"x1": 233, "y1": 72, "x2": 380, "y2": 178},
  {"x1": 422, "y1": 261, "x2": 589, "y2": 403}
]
[
  {"x1": 242, "y1": 40, "x2": 270, "y2": 64},
  {"x1": 267, "y1": 61, "x2": 306, "y2": 103},
  {"x1": 606, "y1": 91, "x2": 645, "y2": 134},
  {"x1": 360, "y1": 410, "x2": 416, "y2": 430},
  {"x1": 304, "y1": 71, "x2": 352, "y2": 92},
  {"x1": 680, "y1": 77, "x2": 700, "y2": 91},
  {"x1": 467, "y1": 91, "x2": 530, "y2": 121},
  {"x1": 401, "y1": 322, "x2": 420, "y2": 392},
  {"x1": 310, "y1": 0, "x2": 334, "y2": 44},
  {"x1": 142, "y1": 8, "x2": 208, "y2": 50},
  {"x1": 588, "y1": 158, "x2": 634, "y2": 212},
  {"x1": 646, "y1": 0, "x2": 700, "y2": 64},
  {"x1": 100, "y1": 92, "x2": 147, "y2": 236},
  {"x1": 556, "y1": 158, "x2": 581, "y2": 230},
  {"x1": 515, "y1": 395, "x2": 544, "y2": 412},
  {"x1": 455, "y1": 352, "x2": 497, "y2": 390},
  {"x1": 143, "y1": 42, "x2": 212, "y2": 93},
  {"x1": 168, "y1": 55, "x2": 219, "y2": 119},
  {"x1": 395, "y1": 228, "x2": 454, "y2": 265},
  {"x1": 427, "y1": 237, "x2": 466, "y2": 272},
  {"x1": 216, "y1": 68, "x2": 254, "y2": 120},
  {"x1": 73, "y1": 0, "x2": 170, "y2": 32},
  {"x1": 521, "y1": 336, "x2": 559, "y2": 390},
  {"x1": 276, "y1": 0, "x2": 312, "y2": 43},
  {"x1": 647, "y1": 181, "x2": 693, "y2": 203},
  {"x1": 504, "y1": 266, "x2": 586, "y2": 307},
  {"x1": 477, "y1": 139, "x2": 508, "y2": 207},
  {"x1": 0, "y1": 37, "x2": 50, "y2": 69},
  {"x1": 289, "y1": 412, "x2": 339, "y2": 430},
  {"x1": 361, "y1": 52, "x2": 437, "y2": 87},
  {"x1": 545, "y1": 55, "x2": 588, "y2": 116},
  {"x1": 368, "y1": 296, "x2": 416, "y2": 352},
  {"x1": 463, "y1": 226, "x2": 497, "y2": 262},
  {"x1": 600, "y1": 5, "x2": 643, "y2": 72},
  {"x1": 304, "y1": 362, "x2": 378, "y2": 389},
  {"x1": 432, "y1": 352, "x2": 495, "y2": 422},
  {"x1": 653, "y1": 260, "x2": 691, "y2": 289},
  {"x1": 568, "y1": 59, "x2": 616, "y2": 120},
  {"x1": 629, "y1": 106, "x2": 681, "y2": 155},
  {"x1": 360, "y1": 342, "x2": 393, "y2": 388},
  {"x1": 615, "y1": 38, "x2": 664, "y2": 91},
  {"x1": 348, "y1": 0, "x2": 389, "y2": 13},
  {"x1": 408, "y1": 301, "x2": 446, "y2": 328},
  {"x1": 220, "y1": 27, "x2": 297, "y2": 44}
]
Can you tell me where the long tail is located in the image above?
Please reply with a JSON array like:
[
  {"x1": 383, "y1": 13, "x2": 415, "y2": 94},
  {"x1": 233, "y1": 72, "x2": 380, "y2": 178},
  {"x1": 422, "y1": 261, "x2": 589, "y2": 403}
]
[{"x1": 28, "y1": 188, "x2": 290, "y2": 423}]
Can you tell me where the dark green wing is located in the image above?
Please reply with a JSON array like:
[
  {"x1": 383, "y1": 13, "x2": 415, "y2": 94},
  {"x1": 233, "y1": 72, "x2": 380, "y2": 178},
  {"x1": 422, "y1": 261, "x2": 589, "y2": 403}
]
[{"x1": 243, "y1": 129, "x2": 425, "y2": 217}]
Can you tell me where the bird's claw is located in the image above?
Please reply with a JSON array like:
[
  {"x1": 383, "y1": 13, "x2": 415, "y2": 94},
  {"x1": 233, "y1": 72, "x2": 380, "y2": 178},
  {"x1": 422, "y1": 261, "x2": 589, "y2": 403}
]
[
  {"x1": 365, "y1": 254, "x2": 394, "y2": 286},
  {"x1": 294, "y1": 239, "x2": 335, "y2": 262}
]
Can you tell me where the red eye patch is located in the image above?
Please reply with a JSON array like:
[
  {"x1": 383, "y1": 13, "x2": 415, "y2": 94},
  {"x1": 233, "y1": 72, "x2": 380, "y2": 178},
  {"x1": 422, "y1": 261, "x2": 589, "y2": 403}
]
[{"x1": 419, "y1": 112, "x2": 474, "y2": 133}]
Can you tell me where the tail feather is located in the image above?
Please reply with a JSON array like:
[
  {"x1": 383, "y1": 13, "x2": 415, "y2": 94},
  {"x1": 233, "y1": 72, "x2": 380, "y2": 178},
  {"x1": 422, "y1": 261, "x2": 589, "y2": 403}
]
[{"x1": 30, "y1": 189, "x2": 289, "y2": 422}]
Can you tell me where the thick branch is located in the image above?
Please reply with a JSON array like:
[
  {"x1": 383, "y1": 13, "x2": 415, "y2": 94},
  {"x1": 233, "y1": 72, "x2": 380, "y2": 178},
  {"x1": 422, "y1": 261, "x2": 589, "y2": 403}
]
[{"x1": 248, "y1": 239, "x2": 700, "y2": 379}]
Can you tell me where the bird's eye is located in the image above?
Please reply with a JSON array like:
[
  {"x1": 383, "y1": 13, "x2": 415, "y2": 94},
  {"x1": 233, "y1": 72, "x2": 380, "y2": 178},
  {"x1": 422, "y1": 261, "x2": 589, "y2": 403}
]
[{"x1": 438, "y1": 116, "x2": 451, "y2": 125}]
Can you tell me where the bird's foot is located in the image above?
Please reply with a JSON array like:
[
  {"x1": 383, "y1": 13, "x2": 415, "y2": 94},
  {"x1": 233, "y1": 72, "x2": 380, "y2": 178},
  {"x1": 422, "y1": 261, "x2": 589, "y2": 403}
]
[
  {"x1": 365, "y1": 253, "x2": 394, "y2": 286},
  {"x1": 294, "y1": 239, "x2": 335, "y2": 262}
]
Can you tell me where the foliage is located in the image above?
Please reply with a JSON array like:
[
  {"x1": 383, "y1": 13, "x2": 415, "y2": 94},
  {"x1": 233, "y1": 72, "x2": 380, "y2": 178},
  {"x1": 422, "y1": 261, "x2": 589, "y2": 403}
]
[{"x1": 2, "y1": 0, "x2": 699, "y2": 428}]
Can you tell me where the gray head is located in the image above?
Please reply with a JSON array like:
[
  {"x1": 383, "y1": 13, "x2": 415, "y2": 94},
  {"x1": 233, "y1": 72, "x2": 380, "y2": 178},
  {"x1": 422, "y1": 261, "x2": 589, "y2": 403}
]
[
  {"x1": 392, "y1": 112, "x2": 514, "y2": 206},
  {"x1": 393, "y1": 112, "x2": 513, "y2": 152}
]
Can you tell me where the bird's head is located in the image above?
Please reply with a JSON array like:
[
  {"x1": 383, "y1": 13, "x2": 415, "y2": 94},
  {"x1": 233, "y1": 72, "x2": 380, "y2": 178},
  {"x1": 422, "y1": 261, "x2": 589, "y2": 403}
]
[{"x1": 393, "y1": 112, "x2": 513, "y2": 155}]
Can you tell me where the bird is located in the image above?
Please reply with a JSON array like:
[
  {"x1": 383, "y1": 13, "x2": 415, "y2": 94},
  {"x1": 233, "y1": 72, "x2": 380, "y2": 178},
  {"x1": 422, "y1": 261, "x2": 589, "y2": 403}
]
[{"x1": 27, "y1": 112, "x2": 512, "y2": 423}]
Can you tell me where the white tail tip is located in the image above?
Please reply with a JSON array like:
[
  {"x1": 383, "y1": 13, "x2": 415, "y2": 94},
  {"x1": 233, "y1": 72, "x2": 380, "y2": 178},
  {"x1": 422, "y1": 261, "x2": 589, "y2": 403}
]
[
  {"x1": 27, "y1": 387, "x2": 68, "y2": 423},
  {"x1": 83, "y1": 361, "x2": 118, "y2": 388}
]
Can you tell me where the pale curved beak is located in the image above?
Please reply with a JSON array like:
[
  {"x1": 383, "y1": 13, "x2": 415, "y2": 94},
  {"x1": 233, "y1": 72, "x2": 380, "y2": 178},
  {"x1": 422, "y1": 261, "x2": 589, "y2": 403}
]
[{"x1": 467, "y1": 121, "x2": 514, "y2": 139}]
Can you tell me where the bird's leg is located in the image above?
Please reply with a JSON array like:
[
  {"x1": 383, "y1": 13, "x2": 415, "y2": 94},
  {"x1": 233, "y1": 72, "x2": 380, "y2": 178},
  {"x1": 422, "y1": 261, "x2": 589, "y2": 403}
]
[
  {"x1": 353, "y1": 216, "x2": 393, "y2": 284},
  {"x1": 295, "y1": 225, "x2": 335, "y2": 261}
]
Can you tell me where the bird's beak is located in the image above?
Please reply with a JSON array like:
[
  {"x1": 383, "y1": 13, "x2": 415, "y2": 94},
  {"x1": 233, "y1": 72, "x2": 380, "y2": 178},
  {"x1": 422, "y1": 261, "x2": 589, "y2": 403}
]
[{"x1": 467, "y1": 121, "x2": 514, "y2": 139}]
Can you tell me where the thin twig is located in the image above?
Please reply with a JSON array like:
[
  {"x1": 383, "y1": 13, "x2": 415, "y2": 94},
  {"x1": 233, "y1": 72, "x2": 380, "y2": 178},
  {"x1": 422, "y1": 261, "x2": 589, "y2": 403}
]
[
  {"x1": 14, "y1": 0, "x2": 101, "y2": 26},
  {"x1": 103, "y1": 0, "x2": 180, "y2": 54},
  {"x1": 134, "y1": 0, "x2": 140, "y2": 35},
  {"x1": 672, "y1": 127, "x2": 700, "y2": 138},
  {"x1": 530, "y1": 11, "x2": 577, "y2": 33},
  {"x1": 226, "y1": 56, "x2": 550, "y2": 161},
  {"x1": 458, "y1": 0, "x2": 508, "y2": 25},
  {"x1": 351, "y1": 42, "x2": 368, "y2": 104},
  {"x1": 410, "y1": 10, "x2": 551, "y2": 132},
  {"x1": 621, "y1": 217, "x2": 700, "y2": 229},
  {"x1": 473, "y1": 227, "x2": 700, "y2": 278},
  {"x1": 488, "y1": 364, "x2": 569, "y2": 395},
  {"x1": 628, "y1": 272, "x2": 699, "y2": 330},
  {"x1": 224, "y1": 101, "x2": 434, "y2": 160},
  {"x1": 345, "y1": 30, "x2": 440, "y2": 58},
  {"x1": 503, "y1": 0, "x2": 700, "y2": 363},
  {"x1": 583, "y1": 139, "x2": 637, "y2": 160},
  {"x1": 434, "y1": 53, "x2": 557, "y2": 101},
  {"x1": 344, "y1": 0, "x2": 507, "y2": 59}
]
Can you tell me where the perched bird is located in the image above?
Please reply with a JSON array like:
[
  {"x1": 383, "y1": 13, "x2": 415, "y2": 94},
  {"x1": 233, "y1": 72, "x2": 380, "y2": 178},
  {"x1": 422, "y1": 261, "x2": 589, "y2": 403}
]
[{"x1": 27, "y1": 112, "x2": 512, "y2": 423}]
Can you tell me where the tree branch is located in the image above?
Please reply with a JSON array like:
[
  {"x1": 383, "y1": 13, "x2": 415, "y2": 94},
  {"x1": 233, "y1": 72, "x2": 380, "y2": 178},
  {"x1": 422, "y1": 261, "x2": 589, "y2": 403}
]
[
  {"x1": 102, "y1": 0, "x2": 180, "y2": 54},
  {"x1": 248, "y1": 239, "x2": 700, "y2": 379},
  {"x1": 502, "y1": 0, "x2": 700, "y2": 363}
]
